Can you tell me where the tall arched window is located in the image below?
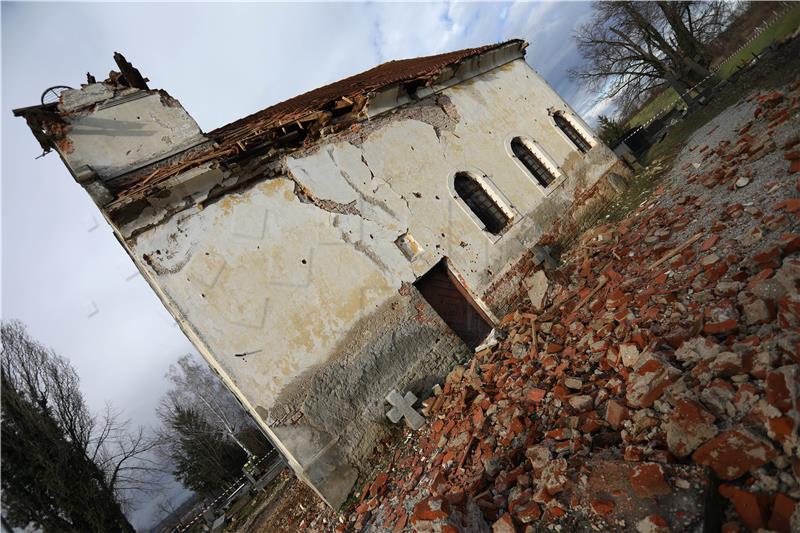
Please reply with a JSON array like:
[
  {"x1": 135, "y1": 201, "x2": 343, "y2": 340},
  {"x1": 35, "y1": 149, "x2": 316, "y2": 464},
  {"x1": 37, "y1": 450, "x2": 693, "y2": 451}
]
[
  {"x1": 511, "y1": 137, "x2": 556, "y2": 188},
  {"x1": 554, "y1": 112, "x2": 592, "y2": 153},
  {"x1": 454, "y1": 172, "x2": 510, "y2": 235}
]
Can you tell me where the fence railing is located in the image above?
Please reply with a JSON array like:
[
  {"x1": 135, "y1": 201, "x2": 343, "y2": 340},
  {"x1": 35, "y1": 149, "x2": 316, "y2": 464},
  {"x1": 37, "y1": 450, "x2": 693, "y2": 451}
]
[
  {"x1": 615, "y1": 5, "x2": 795, "y2": 146},
  {"x1": 173, "y1": 451, "x2": 284, "y2": 532}
]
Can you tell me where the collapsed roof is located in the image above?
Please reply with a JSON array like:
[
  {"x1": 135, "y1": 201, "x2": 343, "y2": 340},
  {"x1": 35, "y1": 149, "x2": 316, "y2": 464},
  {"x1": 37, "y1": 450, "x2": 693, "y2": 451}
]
[{"x1": 14, "y1": 40, "x2": 527, "y2": 206}]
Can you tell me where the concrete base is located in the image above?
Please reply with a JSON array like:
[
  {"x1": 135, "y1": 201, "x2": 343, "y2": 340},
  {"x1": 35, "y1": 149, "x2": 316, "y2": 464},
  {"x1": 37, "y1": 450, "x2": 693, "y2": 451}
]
[{"x1": 272, "y1": 424, "x2": 358, "y2": 509}]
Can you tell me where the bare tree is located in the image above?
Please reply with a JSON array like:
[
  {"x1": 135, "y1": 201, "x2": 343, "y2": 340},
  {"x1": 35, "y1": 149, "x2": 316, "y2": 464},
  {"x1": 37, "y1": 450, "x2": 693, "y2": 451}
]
[
  {"x1": 1, "y1": 320, "x2": 160, "y2": 530},
  {"x1": 161, "y1": 354, "x2": 258, "y2": 455},
  {"x1": 571, "y1": 1, "x2": 734, "y2": 114},
  {"x1": 156, "y1": 354, "x2": 273, "y2": 495}
]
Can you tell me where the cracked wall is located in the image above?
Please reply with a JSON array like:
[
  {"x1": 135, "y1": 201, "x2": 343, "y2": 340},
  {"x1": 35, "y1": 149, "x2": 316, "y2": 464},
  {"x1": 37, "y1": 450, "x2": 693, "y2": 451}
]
[
  {"x1": 56, "y1": 90, "x2": 207, "y2": 188},
  {"x1": 113, "y1": 58, "x2": 621, "y2": 507}
]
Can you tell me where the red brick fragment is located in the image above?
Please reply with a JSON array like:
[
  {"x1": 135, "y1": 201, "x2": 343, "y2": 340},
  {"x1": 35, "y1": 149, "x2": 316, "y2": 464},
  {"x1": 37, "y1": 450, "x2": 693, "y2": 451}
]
[
  {"x1": 514, "y1": 501, "x2": 541, "y2": 524},
  {"x1": 545, "y1": 342, "x2": 563, "y2": 353},
  {"x1": 719, "y1": 484, "x2": 770, "y2": 531},
  {"x1": 625, "y1": 357, "x2": 679, "y2": 408},
  {"x1": 692, "y1": 429, "x2": 777, "y2": 480},
  {"x1": 665, "y1": 400, "x2": 718, "y2": 458},
  {"x1": 699, "y1": 235, "x2": 719, "y2": 252},
  {"x1": 629, "y1": 462, "x2": 671, "y2": 497},
  {"x1": 775, "y1": 198, "x2": 800, "y2": 213},
  {"x1": 492, "y1": 513, "x2": 517, "y2": 533},
  {"x1": 590, "y1": 499, "x2": 615, "y2": 516},
  {"x1": 768, "y1": 493, "x2": 798, "y2": 533},
  {"x1": 703, "y1": 319, "x2": 737, "y2": 335},
  {"x1": 635, "y1": 515, "x2": 670, "y2": 533},
  {"x1": 766, "y1": 366, "x2": 796, "y2": 413},
  {"x1": 605, "y1": 399, "x2": 629, "y2": 430},
  {"x1": 526, "y1": 388, "x2": 546, "y2": 404}
]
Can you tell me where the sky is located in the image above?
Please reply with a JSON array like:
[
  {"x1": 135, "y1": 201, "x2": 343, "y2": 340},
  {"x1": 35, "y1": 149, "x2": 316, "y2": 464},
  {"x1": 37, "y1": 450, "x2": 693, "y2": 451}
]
[{"x1": 1, "y1": 1, "x2": 608, "y2": 528}]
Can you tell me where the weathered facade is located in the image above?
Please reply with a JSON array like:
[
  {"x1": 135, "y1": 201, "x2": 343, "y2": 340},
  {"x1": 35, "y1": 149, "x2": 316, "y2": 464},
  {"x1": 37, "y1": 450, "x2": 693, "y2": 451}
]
[{"x1": 15, "y1": 41, "x2": 628, "y2": 506}]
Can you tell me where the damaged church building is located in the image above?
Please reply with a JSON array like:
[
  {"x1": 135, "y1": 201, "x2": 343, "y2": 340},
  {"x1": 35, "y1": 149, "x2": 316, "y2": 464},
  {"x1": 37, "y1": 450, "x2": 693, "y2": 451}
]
[{"x1": 15, "y1": 40, "x2": 630, "y2": 507}]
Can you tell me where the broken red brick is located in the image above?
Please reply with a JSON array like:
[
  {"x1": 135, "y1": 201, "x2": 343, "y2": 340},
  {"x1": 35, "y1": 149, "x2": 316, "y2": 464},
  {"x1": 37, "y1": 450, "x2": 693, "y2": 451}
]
[
  {"x1": 526, "y1": 388, "x2": 546, "y2": 404},
  {"x1": 635, "y1": 515, "x2": 670, "y2": 533},
  {"x1": 665, "y1": 400, "x2": 718, "y2": 458},
  {"x1": 545, "y1": 342, "x2": 563, "y2": 353},
  {"x1": 629, "y1": 463, "x2": 671, "y2": 498},
  {"x1": 768, "y1": 493, "x2": 798, "y2": 533},
  {"x1": 699, "y1": 235, "x2": 720, "y2": 252},
  {"x1": 605, "y1": 399, "x2": 629, "y2": 430},
  {"x1": 774, "y1": 198, "x2": 800, "y2": 212},
  {"x1": 692, "y1": 429, "x2": 777, "y2": 480},
  {"x1": 369, "y1": 472, "x2": 388, "y2": 497},
  {"x1": 590, "y1": 499, "x2": 615, "y2": 516},
  {"x1": 514, "y1": 501, "x2": 541, "y2": 524},
  {"x1": 411, "y1": 497, "x2": 449, "y2": 522},
  {"x1": 491, "y1": 513, "x2": 517, "y2": 533},
  {"x1": 766, "y1": 366, "x2": 796, "y2": 413},
  {"x1": 719, "y1": 484, "x2": 770, "y2": 531},
  {"x1": 625, "y1": 357, "x2": 679, "y2": 409},
  {"x1": 703, "y1": 318, "x2": 738, "y2": 335}
]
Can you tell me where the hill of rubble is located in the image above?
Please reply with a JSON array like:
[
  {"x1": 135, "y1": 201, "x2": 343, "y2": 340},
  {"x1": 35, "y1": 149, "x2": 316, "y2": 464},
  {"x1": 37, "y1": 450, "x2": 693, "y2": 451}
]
[{"x1": 291, "y1": 80, "x2": 800, "y2": 533}]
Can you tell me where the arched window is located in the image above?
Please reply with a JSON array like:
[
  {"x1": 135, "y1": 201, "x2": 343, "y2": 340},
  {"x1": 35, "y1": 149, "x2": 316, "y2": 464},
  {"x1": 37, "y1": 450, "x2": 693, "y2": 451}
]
[
  {"x1": 554, "y1": 112, "x2": 591, "y2": 153},
  {"x1": 511, "y1": 137, "x2": 556, "y2": 188},
  {"x1": 454, "y1": 172, "x2": 510, "y2": 235}
]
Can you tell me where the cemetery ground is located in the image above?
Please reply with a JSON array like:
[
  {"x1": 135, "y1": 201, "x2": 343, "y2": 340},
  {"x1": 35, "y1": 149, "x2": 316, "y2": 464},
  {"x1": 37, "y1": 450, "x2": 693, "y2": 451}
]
[
  {"x1": 625, "y1": 2, "x2": 800, "y2": 130},
  {"x1": 229, "y1": 38, "x2": 800, "y2": 533}
]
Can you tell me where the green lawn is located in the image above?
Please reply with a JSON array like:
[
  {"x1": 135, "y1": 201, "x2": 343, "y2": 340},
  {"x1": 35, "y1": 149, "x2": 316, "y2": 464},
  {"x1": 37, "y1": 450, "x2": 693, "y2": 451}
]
[
  {"x1": 625, "y1": 4, "x2": 800, "y2": 129},
  {"x1": 625, "y1": 88, "x2": 681, "y2": 129},
  {"x1": 715, "y1": 3, "x2": 800, "y2": 79}
]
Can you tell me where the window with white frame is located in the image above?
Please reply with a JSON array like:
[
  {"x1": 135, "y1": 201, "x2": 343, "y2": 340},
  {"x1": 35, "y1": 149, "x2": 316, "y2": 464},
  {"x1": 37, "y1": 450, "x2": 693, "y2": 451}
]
[
  {"x1": 454, "y1": 172, "x2": 511, "y2": 235},
  {"x1": 553, "y1": 111, "x2": 592, "y2": 154},
  {"x1": 510, "y1": 137, "x2": 557, "y2": 188}
]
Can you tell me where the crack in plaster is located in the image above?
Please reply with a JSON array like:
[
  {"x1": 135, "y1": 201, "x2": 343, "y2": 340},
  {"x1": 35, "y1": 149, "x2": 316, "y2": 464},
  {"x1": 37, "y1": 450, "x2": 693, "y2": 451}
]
[{"x1": 330, "y1": 216, "x2": 392, "y2": 274}]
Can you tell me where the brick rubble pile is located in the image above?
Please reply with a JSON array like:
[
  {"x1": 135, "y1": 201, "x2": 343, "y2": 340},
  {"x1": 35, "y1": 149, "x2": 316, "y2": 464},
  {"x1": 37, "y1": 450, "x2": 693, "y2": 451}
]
[{"x1": 306, "y1": 84, "x2": 800, "y2": 533}]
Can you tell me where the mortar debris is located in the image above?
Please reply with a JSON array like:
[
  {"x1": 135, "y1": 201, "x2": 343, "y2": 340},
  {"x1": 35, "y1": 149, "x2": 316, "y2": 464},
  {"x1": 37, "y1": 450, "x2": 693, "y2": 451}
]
[{"x1": 286, "y1": 81, "x2": 800, "y2": 533}]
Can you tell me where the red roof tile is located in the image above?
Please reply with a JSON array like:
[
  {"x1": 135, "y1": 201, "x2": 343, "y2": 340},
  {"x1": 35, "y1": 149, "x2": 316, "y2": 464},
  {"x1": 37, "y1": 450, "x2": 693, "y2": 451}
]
[{"x1": 209, "y1": 39, "x2": 524, "y2": 143}]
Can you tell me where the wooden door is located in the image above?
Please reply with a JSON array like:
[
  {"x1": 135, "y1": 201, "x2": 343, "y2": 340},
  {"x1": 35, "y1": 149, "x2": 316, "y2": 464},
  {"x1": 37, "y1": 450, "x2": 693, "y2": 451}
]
[{"x1": 414, "y1": 260, "x2": 493, "y2": 349}]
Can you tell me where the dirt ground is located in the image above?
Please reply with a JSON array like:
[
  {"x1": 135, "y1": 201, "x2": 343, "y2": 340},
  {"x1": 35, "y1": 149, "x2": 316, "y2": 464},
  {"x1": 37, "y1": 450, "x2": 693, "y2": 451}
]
[
  {"x1": 237, "y1": 38, "x2": 800, "y2": 533},
  {"x1": 230, "y1": 470, "x2": 323, "y2": 533}
]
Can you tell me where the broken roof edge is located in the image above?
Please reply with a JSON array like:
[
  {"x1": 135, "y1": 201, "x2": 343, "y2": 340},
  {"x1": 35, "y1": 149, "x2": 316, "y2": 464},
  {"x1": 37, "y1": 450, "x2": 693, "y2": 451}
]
[
  {"x1": 14, "y1": 39, "x2": 529, "y2": 217},
  {"x1": 102, "y1": 39, "x2": 529, "y2": 215},
  {"x1": 209, "y1": 39, "x2": 527, "y2": 139}
]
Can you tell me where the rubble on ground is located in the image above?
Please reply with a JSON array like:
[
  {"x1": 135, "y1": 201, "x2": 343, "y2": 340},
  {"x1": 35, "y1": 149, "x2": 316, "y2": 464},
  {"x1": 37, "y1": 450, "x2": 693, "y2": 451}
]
[{"x1": 301, "y1": 83, "x2": 800, "y2": 533}]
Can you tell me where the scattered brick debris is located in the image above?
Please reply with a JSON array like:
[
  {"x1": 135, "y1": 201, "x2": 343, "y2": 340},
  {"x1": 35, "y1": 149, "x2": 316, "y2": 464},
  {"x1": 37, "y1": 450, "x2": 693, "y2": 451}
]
[{"x1": 295, "y1": 79, "x2": 800, "y2": 533}]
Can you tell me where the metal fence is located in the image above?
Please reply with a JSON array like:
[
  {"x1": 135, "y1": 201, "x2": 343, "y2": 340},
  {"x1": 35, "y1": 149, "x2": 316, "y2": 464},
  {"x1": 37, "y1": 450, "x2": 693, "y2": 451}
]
[
  {"x1": 615, "y1": 5, "x2": 796, "y2": 148},
  {"x1": 173, "y1": 451, "x2": 285, "y2": 532}
]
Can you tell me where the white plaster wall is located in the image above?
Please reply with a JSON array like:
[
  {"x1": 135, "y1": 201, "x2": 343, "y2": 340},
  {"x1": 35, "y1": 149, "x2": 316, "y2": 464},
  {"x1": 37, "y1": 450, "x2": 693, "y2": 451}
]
[
  {"x1": 61, "y1": 91, "x2": 205, "y2": 181},
  {"x1": 289, "y1": 59, "x2": 618, "y2": 291},
  {"x1": 132, "y1": 177, "x2": 405, "y2": 414},
  {"x1": 127, "y1": 57, "x2": 619, "y2": 422}
]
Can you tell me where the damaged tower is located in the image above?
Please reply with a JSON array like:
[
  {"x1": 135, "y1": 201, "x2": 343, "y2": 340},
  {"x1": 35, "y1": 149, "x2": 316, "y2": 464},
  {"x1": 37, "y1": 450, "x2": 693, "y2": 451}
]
[{"x1": 14, "y1": 40, "x2": 628, "y2": 506}]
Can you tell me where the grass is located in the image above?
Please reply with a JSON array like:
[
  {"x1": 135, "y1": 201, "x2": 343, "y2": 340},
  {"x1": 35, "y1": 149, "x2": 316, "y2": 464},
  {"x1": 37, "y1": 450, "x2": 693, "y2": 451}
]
[
  {"x1": 625, "y1": 4, "x2": 800, "y2": 130},
  {"x1": 645, "y1": 35, "x2": 800, "y2": 165},
  {"x1": 715, "y1": 3, "x2": 800, "y2": 79},
  {"x1": 626, "y1": 88, "x2": 681, "y2": 129},
  {"x1": 588, "y1": 36, "x2": 800, "y2": 230}
]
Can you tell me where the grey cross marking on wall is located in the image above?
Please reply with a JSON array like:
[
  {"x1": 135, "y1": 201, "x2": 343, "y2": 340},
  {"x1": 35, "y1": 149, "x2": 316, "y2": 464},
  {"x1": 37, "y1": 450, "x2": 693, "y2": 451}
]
[{"x1": 385, "y1": 390, "x2": 425, "y2": 430}]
